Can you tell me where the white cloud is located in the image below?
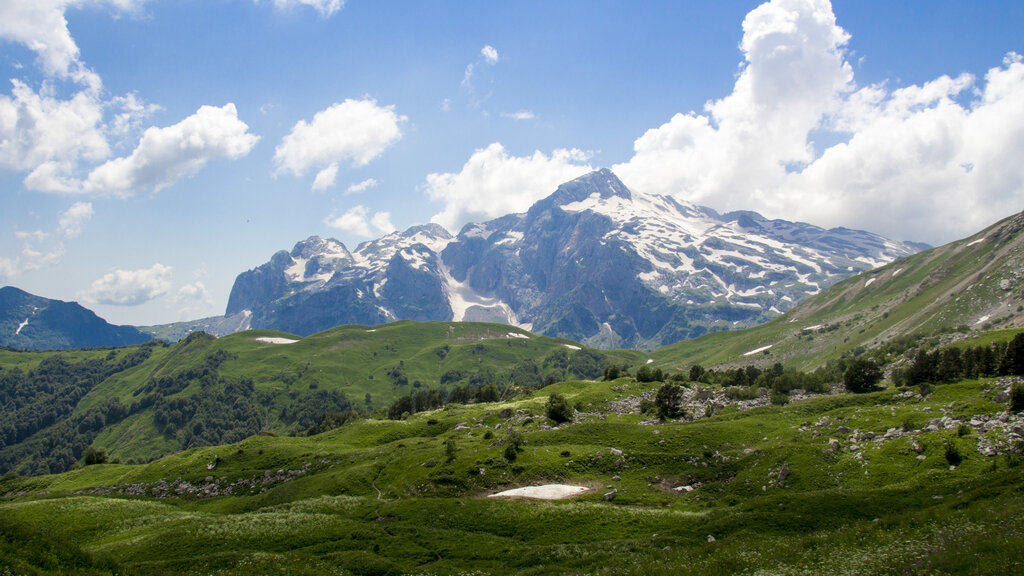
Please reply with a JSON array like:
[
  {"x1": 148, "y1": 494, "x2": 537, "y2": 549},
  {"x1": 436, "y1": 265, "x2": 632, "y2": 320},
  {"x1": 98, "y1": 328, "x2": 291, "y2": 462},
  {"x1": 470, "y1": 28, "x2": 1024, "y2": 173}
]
[
  {"x1": 481, "y1": 45, "x2": 499, "y2": 65},
  {"x1": 0, "y1": 244, "x2": 64, "y2": 278},
  {"x1": 272, "y1": 0, "x2": 344, "y2": 17},
  {"x1": 0, "y1": 0, "x2": 145, "y2": 88},
  {"x1": 461, "y1": 45, "x2": 501, "y2": 109},
  {"x1": 613, "y1": 0, "x2": 1024, "y2": 245},
  {"x1": 325, "y1": 205, "x2": 395, "y2": 237},
  {"x1": 0, "y1": 80, "x2": 109, "y2": 191},
  {"x1": 57, "y1": 201, "x2": 93, "y2": 238},
  {"x1": 501, "y1": 110, "x2": 536, "y2": 121},
  {"x1": 424, "y1": 142, "x2": 593, "y2": 232},
  {"x1": 311, "y1": 162, "x2": 339, "y2": 191},
  {"x1": 84, "y1": 103, "x2": 259, "y2": 196},
  {"x1": 176, "y1": 281, "x2": 210, "y2": 302},
  {"x1": 0, "y1": 201, "x2": 93, "y2": 278},
  {"x1": 80, "y1": 263, "x2": 172, "y2": 306},
  {"x1": 0, "y1": 1, "x2": 225, "y2": 197},
  {"x1": 345, "y1": 177, "x2": 378, "y2": 194},
  {"x1": 370, "y1": 211, "x2": 396, "y2": 235},
  {"x1": 274, "y1": 99, "x2": 405, "y2": 189}
]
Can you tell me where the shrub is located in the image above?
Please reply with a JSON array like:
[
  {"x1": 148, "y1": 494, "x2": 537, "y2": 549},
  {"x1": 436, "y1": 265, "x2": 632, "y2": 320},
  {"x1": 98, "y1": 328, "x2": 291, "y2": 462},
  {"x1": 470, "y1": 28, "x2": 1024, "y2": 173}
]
[
  {"x1": 503, "y1": 429, "x2": 524, "y2": 462},
  {"x1": 843, "y1": 358, "x2": 882, "y2": 393},
  {"x1": 770, "y1": 390, "x2": 789, "y2": 406},
  {"x1": 81, "y1": 446, "x2": 107, "y2": 466},
  {"x1": 654, "y1": 382, "x2": 684, "y2": 420},
  {"x1": 1011, "y1": 382, "x2": 1024, "y2": 413},
  {"x1": 444, "y1": 437, "x2": 457, "y2": 462},
  {"x1": 545, "y1": 393, "x2": 573, "y2": 423},
  {"x1": 945, "y1": 441, "x2": 963, "y2": 466}
]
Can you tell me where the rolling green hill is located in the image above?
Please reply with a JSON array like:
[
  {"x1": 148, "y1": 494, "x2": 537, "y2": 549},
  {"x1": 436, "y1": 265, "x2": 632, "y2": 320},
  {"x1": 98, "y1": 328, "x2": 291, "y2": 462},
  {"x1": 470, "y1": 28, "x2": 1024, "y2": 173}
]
[
  {"x1": 1, "y1": 351, "x2": 1022, "y2": 575},
  {"x1": 0, "y1": 321, "x2": 643, "y2": 475},
  {"x1": 651, "y1": 210, "x2": 1024, "y2": 372}
]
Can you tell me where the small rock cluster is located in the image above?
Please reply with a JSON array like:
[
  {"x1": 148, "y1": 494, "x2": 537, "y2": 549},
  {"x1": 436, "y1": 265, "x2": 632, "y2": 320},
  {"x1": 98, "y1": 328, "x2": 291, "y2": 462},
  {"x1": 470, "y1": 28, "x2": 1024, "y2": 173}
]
[{"x1": 72, "y1": 461, "x2": 316, "y2": 499}]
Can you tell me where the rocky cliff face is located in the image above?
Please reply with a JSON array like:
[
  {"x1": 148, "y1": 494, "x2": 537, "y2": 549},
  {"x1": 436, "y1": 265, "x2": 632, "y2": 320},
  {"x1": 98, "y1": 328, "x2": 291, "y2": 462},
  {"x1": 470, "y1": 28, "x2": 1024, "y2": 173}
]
[{"x1": 223, "y1": 169, "x2": 921, "y2": 348}]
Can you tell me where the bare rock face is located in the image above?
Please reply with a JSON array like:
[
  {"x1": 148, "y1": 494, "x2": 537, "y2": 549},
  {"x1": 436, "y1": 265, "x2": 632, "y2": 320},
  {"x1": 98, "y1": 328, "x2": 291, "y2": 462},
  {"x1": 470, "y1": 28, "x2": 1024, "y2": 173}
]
[{"x1": 221, "y1": 170, "x2": 919, "y2": 347}]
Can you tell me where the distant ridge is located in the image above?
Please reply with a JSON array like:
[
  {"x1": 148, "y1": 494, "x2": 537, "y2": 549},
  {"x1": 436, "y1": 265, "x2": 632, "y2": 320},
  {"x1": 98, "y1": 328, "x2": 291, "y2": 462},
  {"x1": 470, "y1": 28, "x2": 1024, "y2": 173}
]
[{"x1": 0, "y1": 286, "x2": 150, "y2": 350}]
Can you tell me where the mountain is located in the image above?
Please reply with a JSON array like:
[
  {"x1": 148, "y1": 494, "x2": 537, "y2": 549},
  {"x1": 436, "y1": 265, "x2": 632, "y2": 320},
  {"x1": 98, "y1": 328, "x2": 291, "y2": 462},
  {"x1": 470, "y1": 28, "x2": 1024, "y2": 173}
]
[
  {"x1": 651, "y1": 209, "x2": 1024, "y2": 371},
  {"x1": 138, "y1": 311, "x2": 255, "y2": 342},
  {"x1": 225, "y1": 169, "x2": 920, "y2": 349},
  {"x1": 0, "y1": 286, "x2": 150, "y2": 350}
]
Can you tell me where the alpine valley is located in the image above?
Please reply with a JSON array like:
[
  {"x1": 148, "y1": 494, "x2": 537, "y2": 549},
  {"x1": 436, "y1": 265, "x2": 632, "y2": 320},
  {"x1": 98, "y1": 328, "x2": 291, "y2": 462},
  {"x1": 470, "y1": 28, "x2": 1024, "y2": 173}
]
[{"x1": 217, "y1": 170, "x2": 922, "y2": 350}]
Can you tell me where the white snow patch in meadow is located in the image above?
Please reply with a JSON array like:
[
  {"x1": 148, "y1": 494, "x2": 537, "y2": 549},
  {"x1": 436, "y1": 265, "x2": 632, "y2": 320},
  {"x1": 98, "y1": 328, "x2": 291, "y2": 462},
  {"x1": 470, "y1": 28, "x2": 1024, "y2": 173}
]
[
  {"x1": 562, "y1": 344, "x2": 581, "y2": 350},
  {"x1": 864, "y1": 278, "x2": 876, "y2": 287},
  {"x1": 803, "y1": 324, "x2": 823, "y2": 331},
  {"x1": 893, "y1": 268, "x2": 904, "y2": 276},
  {"x1": 975, "y1": 315, "x2": 991, "y2": 325},
  {"x1": 743, "y1": 345, "x2": 773, "y2": 356},
  {"x1": 14, "y1": 319, "x2": 28, "y2": 335},
  {"x1": 488, "y1": 484, "x2": 588, "y2": 500},
  {"x1": 646, "y1": 358, "x2": 655, "y2": 365},
  {"x1": 966, "y1": 237, "x2": 986, "y2": 247},
  {"x1": 366, "y1": 329, "x2": 377, "y2": 333},
  {"x1": 253, "y1": 337, "x2": 299, "y2": 345},
  {"x1": 508, "y1": 332, "x2": 530, "y2": 340}
]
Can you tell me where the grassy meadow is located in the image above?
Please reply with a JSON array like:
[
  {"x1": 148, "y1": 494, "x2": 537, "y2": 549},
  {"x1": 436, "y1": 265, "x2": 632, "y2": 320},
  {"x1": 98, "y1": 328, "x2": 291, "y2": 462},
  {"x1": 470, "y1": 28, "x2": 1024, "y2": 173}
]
[{"x1": 3, "y1": 364, "x2": 1023, "y2": 575}]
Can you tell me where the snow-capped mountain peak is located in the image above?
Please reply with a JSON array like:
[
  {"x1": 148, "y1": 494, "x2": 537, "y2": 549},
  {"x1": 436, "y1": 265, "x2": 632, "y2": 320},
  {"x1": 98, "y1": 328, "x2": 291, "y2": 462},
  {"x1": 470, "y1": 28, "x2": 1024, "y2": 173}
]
[{"x1": 225, "y1": 169, "x2": 922, "y2": 349}]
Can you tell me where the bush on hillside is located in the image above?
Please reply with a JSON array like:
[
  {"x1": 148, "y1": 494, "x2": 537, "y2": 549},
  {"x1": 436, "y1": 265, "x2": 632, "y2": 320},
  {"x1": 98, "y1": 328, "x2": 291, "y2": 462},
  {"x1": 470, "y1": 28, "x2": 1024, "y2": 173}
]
[
  {"x1": 1011, "y1": 382, "x2": 1024, "y2": 413},
  {"x1": 843, "y1": 358, "x2": 882, "y2": 393},
  {"x1": 545, "y1": 393, "x2": 573, "y2": 424},
  {"x1": 655, "y1": 382, "x2": 685, "y2": 420}
]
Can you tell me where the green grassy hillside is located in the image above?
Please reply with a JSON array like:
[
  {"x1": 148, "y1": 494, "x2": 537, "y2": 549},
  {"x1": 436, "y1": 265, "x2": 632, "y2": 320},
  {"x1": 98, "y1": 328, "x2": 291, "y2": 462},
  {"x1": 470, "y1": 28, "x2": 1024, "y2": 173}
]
[
  {"x1": 652, "y1": 211, "x2": 1024, "y2": 372},
  {"x1": 0, "y1": 321, "x2": 643, "y2": 475},
  {"x1": 2, "y1": 361, "x2": 1022, "y2": 575}
]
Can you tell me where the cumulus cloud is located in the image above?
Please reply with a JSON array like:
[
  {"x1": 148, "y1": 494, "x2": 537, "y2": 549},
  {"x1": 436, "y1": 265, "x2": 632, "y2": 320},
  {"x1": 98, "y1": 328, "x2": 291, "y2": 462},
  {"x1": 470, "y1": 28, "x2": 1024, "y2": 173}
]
[
  {"x1": 274, "y1": 99, "x2": 405, "y2": 189},
  {"x1": 0, "y1": 0, "x2": 145, "y2": 87},
  {"x1": 0, "y1": 1, "x2": 245, "y2": 197},
  {"x1": 345, "y1": 178, "x2": 378, "y2": 194},
  {"x1": 57, "y1": 201, "x2": 93, "y2": 238},
  {"x1": 0, "y1": 80, "x2": 110, "y2": 191},
  {"x1": 311, "y1": 162, "x2": 339, "y2": 191},
  {"x1": 83, "y1": 103, "x2": 259, "y2": 196},
  {"x1": 370, "y1": 211, "x2": 396, "y2": 235},
  {"x1": 0, "y1": 244, "x2": 64, "y2": 278},
  {"x1": 613, "y1": 0, "x2": 1024, "y2": 245},
  {"x1": 324, "y1": 205, "x2": 395, "y2": 237},
  {"x1": 424, "y1": 143, "x2": 593, "y2": 231},
  {"x1": 80, "y1": 263, "x2": 172, "y2": 306},
  {"x1": 272, "y1": 0, "x2": 344, "y2": 17},
  {"x1": 0, "y1": 201, "x2": 93, "y2": 278},
  {"x1": 481, "y1": 45, "x2": 499, "y2": 65},
  {"x1": 176, "y1": 281, "x2": 210, "y2": 302}
]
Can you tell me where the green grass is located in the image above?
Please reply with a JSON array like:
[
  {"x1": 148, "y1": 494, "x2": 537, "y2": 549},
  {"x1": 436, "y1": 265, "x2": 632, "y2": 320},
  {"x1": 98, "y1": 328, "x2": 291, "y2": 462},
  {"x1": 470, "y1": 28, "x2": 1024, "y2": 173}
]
[{"x1": 3, "y1": 370, "x2": 1023, "y2": 575}]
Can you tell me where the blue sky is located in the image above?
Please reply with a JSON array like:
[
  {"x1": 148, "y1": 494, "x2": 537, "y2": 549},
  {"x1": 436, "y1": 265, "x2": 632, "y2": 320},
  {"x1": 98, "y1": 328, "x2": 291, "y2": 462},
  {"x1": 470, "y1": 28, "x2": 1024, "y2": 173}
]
[{"x1": 1, "y1": 0, "x2": 1023, "y2": 326}]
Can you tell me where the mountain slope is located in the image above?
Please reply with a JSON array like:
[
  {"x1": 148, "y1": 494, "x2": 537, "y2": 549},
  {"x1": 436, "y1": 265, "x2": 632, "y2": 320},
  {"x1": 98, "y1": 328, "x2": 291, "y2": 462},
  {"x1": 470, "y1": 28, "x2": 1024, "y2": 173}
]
[
  {"x1": 0, "y1": 286, "x2": 150, "y2": 350},
  {"x1": 651, "y1": 210, "x2": 1024, "y2": 371},
  {"x1": 222, "y1": 170, "x2": 919, "y2": 349},
  {"x1": 0, "y1": 321, "x2": 642, "y2": 475}
]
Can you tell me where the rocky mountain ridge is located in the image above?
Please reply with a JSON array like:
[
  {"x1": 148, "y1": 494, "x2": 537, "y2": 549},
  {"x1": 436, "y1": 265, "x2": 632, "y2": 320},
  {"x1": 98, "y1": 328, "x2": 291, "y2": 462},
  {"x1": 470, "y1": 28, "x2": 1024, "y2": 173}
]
[{"x1": 223, "y1": 170, "x2": 921, "y2": 349}]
